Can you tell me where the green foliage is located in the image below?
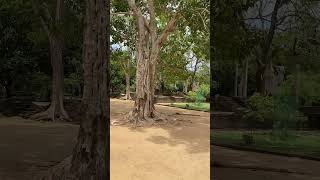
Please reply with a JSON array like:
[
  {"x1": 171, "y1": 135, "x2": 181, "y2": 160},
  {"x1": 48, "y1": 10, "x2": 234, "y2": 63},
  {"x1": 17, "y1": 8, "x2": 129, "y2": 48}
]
[
  {"x1": 212, "y1": 130, "x2": 320, "y2": 158},
  {"x1": 271, "y1": 95, "x2": 300, "y2": 139},
  {"x1": 110, "y1": 50, "x2": 136, "y2": 94},
  {"x1": 243, "y1": 93, "x2": 275, "y2": 127},
  {"x1": 170, "y1": 102, "x2": 210, "y2": 112},
  {"x1": 279, "y1": 73, "x2": 320, "y2": 105},
  {"x1": 187, "y1": 84, "x2": 209, "y2": 105},
  {"x1": 243, "y1": 92, "x2": 308, "y2": 137},
  {"x1": 198, "y1": 84, "x2": 210, "y2": 99},
  {"x1": 242, "y1": 111, "x2": 265, "y2": 129}
]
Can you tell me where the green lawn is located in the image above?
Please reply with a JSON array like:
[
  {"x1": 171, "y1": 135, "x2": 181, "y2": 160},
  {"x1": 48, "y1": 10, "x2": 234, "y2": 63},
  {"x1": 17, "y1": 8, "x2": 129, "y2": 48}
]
[
  {"x1": 170, "y1": 103, "x2": 210, "y2": 112},
  {"x1": 211, "y1": 130, "x2": 320, "y2": 158}
]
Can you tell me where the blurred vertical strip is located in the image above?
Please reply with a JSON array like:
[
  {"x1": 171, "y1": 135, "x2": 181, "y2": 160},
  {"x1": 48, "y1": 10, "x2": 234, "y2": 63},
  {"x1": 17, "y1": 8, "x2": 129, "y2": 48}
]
[{"x1": 210, "y1": 0, "x2": 216, "y2": 179}]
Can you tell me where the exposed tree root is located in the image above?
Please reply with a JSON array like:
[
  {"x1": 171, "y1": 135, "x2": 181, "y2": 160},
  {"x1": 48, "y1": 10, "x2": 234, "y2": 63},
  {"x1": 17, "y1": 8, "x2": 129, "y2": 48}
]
[
  {"x1": 30, "y1": 105, "x2": 70, "y2": 122},
  {"x1": 113, "y1": 110, "x2": 192, "y2": 128}
]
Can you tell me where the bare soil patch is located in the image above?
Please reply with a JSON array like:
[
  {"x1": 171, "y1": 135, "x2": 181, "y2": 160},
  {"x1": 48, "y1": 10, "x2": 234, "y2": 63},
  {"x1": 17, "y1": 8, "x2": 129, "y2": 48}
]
[{"x1": 110, "y1": 99, "x2": 210, "y2": 180}]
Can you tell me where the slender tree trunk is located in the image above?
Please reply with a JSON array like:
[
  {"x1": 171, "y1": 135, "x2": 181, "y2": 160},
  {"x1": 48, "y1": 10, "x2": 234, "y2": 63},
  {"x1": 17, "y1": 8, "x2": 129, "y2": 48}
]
[
  {"x1": 234, "y1": 63, "x2": 238, "y2": 97},
  {"x1": 295, "y1": 64, "x2": 300, "y2": 105},
  {"x1": 183, "y1": 81, "x2": 188, "y2": 94},
  {"x1": 125, "y1": 71, "x2": 131, "y2": 99},
  {"x1": 37, "y1": 0, "x2": 109, "y2": 179},
  {"x1": 243, "y1": 57, "x2": 248, "y2": 98},
  {"x1": 124, "y1": 49, "x2": 132, "y2": 100},
  {"x1": 190, "y1": 57, "x2": 200, "y2": 91},
  {"x1": 4, "y1": 83, "x2": 11, "y2": 98}
]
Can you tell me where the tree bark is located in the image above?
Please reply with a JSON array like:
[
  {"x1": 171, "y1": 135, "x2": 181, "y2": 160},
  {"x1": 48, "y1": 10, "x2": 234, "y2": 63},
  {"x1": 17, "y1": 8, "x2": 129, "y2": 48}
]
[
  {"x1": 124, "y1": 49, "x2": 132, "y2": 100},
  {"x1": 45, "y1": 34, "x2": 69, "y2": 121},
  {"x1": 31, "y1": 0, "x2": 69, "y2": 121},
  {"x1": 190, "y1": 56, "x2": 200, "y2": 91},
  {"x1": 36, "y1": 0, "x2": 109, "y2": 179},
  {"x1": 127, "y1": 0, "x2": 178, "y2": 121},
  {"x1": 256, "y1": 0, "x2": 284, "y2": 95}
]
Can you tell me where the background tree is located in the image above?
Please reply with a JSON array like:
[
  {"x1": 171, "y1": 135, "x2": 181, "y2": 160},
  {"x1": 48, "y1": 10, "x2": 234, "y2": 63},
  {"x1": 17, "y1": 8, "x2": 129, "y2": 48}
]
[
  {"x1": 111, "y1": 10, "x2": 136, "y2": 99},
  {"x1": 31, "y1": 0, "x2": 70, "y2": 121}
]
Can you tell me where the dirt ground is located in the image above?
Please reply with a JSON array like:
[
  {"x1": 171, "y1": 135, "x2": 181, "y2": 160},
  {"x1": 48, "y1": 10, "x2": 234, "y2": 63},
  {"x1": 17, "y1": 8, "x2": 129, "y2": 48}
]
[
  {"x1": 110, "y1": 99, "x2": 210, "y2": 180},
  {"x1": 212, "y1": 145, "x2": 320, "y2": 180},
  {"x1": 1, "y1": 99, "x2": 320, "y2": 180},
  {"x1": 0, "y1": 116, "x2": 78, "y2": 180},
  {"x1": 0, "y1": 99, "x2": 210, "y2": 180}
]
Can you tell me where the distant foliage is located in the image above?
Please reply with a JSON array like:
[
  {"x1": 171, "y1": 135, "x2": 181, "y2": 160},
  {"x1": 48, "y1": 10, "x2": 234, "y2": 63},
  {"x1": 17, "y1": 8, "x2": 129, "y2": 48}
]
[
  {"x1": 31, "y1": 72, "x2": 51, "y2": 101},
  {"x1": 198, "y1": 84, "x2": 210, "y2": 99},
  {"x1": 187, "y1": 84, "x2": 209, "y2": 104},
  {"x1": 243, "y1": 92, "x2": 308, "y2": 137},
  {"x1": 243, "y1": 93, "x2": 275, "y2": 127},
  {"x1": 271, "y1": 95, "x2": 304, "y2": 138},
  {"x1": 279, "y1": 73, "x2": 320, "y2": 105}
]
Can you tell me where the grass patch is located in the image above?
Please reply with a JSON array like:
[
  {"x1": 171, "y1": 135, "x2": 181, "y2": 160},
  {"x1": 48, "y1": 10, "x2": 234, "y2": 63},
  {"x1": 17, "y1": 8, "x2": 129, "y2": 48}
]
[
  {"x1": 170, "y1": 103, "x2": 210, "y2": 112},
  {"x1": 211, "y1": 130, "x2": 320, "y2": 158}
]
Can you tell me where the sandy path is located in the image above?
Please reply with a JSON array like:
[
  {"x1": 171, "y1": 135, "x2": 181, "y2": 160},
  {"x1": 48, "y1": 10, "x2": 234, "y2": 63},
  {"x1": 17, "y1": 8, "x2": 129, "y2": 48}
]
[
  {"x1": 212, "y1": 145, "x2": 320, "y2": 180},
  {"x1": 0, "y1": 99, "x2": 209, "y2": 180},
  {"x1": 110, "y1": 99, "x2": 210, "y2": 180}
]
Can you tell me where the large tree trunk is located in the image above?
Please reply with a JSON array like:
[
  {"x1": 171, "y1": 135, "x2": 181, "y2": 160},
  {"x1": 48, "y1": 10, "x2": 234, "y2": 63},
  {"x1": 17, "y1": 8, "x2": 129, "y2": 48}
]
[
  {"x1": 256, "y1": 0, "x2": 283, "y2": 95},
  {"x1": 36, "y1": 0, "x2": 109, "y2": 179},
  {"x1": 39, "y1": 35, "x2": 69, "y2": 121},
  {"x1": 31, "y1": 0, "x2": 69, "y2": 121},
  {"x1": 70, "y1": 0, "x2": 109, "y2": 177},
  {"x1": 31, "y1": 36, "x2": 69, "y2": 122},
  {"x1": 127, "y1": 0, "x2": 178, "y2": 122}
]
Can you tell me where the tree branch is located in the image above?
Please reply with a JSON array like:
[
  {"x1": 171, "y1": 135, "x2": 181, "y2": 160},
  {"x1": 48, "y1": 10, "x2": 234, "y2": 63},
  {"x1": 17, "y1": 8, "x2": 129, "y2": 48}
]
[
  {"x1": 127, "y1": 0, "x2": 150, "y2": 32},
  {"x1": 157, "y1": 14, "x2": 179, "y2": 48},
  {"x1": 147, "y1": 0, "x2": 157, "y2": 41}
]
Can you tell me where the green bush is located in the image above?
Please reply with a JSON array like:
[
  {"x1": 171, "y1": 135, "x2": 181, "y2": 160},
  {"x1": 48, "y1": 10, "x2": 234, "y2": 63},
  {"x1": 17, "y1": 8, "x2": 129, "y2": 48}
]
[
  {"x1": 242, "y1": 111, "x2": 265, "y2": 129},
  {"x1": 198, "y1": 84, "x2": 210, "y2": 99},
  {"x1": 271, "y1": 95, "x2": 302, "y2": 138},
  {"x1": 243, "y1": 93, "x2": 275, "y2": 127},
  {"x1": 187, "y1": 84, "x2": 210, "y2": 105}
]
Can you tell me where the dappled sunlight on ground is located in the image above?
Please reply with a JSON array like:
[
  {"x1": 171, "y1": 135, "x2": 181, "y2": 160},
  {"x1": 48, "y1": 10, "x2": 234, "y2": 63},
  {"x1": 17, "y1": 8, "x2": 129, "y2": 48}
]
[{"x1": 110, "y1": 99, "x2": 210, "y2": 180}]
